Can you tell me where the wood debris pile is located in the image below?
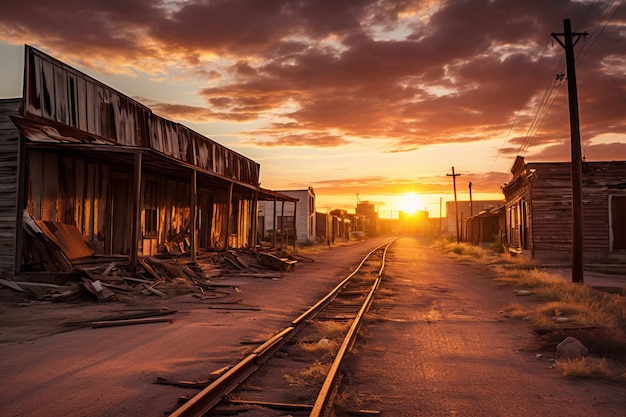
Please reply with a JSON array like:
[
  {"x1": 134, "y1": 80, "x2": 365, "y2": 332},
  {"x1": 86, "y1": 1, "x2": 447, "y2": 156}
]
[{"x1": 0, "y1": 214, "x2": 301, "y2": 304}]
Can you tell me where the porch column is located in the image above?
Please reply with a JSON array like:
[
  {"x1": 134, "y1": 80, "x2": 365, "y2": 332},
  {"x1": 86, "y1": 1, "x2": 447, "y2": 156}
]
[
  {"x1": 293, "y1": 200, "x2": 298, "y2": 248},
  {"x1": 250, "y1": 190, "x2": 258, "y2": 251},
  {"x1": 130, "y1": 151, "x2": 142, "y2": 273},
  {"x1": 272, "y1": 197, "x2": 277, "y2": 248},
  {"x1": 190, "y1": 170, "x2": 197, "y2": 262},
  {"x1": 280, "y1": 200, "x2": 285, "y2": 249},
  {"x1": 224, "y1": 182, "x2": 233, "y2": 252}
]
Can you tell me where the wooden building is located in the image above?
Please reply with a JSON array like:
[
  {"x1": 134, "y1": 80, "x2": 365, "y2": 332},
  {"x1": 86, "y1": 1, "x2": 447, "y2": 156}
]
[
  {"x1": 316, "y1": 209, "x2": 351, "y2": 245},
  {"x1": 0, "y1": 46, "x2": 293, "y2": 276},
  {"x1": 445, "y1": 200, "x2": 503, "y2": 241},
  {"x1": 502, "y1": 156, "x2": 626, "y2": 262},
  {"x1": 464, "y1": 205, "x2": 505, "y2": 245}
]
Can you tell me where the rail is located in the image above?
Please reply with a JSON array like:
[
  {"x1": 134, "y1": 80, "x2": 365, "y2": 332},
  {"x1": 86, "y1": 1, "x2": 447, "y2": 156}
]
[{"x1": 168, "y1": 238, "x2": 397, "y2": 417}]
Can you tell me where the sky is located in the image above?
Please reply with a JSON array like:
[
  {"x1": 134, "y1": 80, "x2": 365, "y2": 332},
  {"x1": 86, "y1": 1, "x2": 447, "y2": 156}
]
[{"x1": 1, "y1": 0, "x2": 626, "y2": 218}]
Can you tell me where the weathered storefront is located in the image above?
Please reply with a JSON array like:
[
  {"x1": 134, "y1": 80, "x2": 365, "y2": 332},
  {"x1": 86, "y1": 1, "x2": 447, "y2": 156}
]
[
  {"x1": 502, "y1": 156, "x2": 626, "y2": 262},
  {"x1": 0, "y1": 46, "x2": 290, "y2": 275}
]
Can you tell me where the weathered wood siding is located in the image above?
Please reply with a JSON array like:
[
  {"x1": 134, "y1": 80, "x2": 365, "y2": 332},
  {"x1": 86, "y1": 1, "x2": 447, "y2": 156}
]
[
  {"x1": 527, "y1": 163, "x2": 573, "y2": 255},
  {"x1": 0, "y1": 99, "x2": 21, "y2": 274},
  {"x1": 24, "y1": 46, "x2": 259, "y2": 186},
  {"x1": 504, "y1": 158, "x2": 626, "y2": 261},
  {"x1": 26, "y1": 150, "x2": 109, "y2": 252}
]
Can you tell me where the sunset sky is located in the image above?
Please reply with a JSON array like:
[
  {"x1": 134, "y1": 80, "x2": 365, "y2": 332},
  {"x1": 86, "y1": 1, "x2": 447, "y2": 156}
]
[{"x1": 1, "y1": 0, "x2": 626, "y2": 218}]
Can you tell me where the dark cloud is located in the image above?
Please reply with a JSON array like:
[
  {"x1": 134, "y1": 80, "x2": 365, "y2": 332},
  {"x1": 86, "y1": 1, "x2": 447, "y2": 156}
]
[{"x1": 1, "y1": 0, "x2": 625, "y2": 167}]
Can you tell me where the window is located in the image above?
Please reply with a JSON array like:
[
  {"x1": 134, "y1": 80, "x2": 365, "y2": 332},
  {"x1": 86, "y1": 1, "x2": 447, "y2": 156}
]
[{"x1": 143, "y1": 180, "x2": 158, "y2": 238}]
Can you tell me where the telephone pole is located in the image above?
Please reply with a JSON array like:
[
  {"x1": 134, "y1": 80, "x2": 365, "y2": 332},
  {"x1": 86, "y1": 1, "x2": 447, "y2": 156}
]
[
  {"x1": 468, "y1": 181, "x2": 473, "y2": 217},
  {"x1": 552, "y1": 18, "x2": 587, "y2": 284},
  {"x1": 447, "y1": 167, "x2": 461, "y2": 243}
]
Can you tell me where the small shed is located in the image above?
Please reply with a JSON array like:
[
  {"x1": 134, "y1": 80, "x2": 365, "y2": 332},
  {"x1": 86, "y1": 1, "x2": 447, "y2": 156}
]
[{"x1": 464, "y1": 205, "x2": 505, "y2": 245}]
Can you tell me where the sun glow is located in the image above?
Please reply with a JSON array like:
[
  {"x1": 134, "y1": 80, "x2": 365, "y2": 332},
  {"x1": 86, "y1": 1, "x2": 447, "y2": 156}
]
[{"x1": 397, "y1": 192, "x2": 424, "y2": 214}]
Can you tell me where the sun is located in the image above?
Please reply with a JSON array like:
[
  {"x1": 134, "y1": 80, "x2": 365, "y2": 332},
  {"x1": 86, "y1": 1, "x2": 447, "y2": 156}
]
[{"x1": 397, "y1": 192, "x2": 423, "y2": 214}]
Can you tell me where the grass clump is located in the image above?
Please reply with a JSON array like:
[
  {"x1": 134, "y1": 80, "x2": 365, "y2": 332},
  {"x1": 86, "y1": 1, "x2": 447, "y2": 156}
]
[
  {"x1": 496, "y1": 267, "x2": 626, "y2": 330},
  {"x1": 499, "y1": 303, "x2": 529, "y2": 320},
  {"x1": 313, "y1": 320, "x2": 350, "y2": 339},
  {"x1": 555, "y1": 357, "x2": 614, "y2": 379},
  {"x1": 432, "y1": 239, "x2": 489, "y2": 261},
  {"x1": 283, "y1": 360, "x2": 330, "y2": 386}
]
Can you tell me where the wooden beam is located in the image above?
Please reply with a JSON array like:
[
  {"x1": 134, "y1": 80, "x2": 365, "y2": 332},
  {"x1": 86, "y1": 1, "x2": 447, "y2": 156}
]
[
  {"x1": 130, "y1": 151, "x2": 142, "y2": 273},
  {"x1": 250, "y1": 190, "x2": 258, "y2": 251},
  {"x1": 224, "y1": 182, "x2": 233, "y2": 251},
  {"x1": 190, "y1": 169, "x2": 197, "y2": 261}
]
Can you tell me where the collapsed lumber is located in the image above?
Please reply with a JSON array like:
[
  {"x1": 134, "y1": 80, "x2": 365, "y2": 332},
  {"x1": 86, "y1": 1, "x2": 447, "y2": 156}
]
[
  {"x1": 63, "y1": 307, "x2": 177, "y2": 328},
  {"x1": 11, "y1": 211, "x2": 307, "y2": 305},
  {"x1": 91, "y1": 317, "x2": 173, "y2": 328}
]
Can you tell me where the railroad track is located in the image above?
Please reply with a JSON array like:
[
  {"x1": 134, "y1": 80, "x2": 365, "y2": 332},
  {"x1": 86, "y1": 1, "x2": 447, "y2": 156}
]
[{"x1": 167, "y1": 238, "x2": 396, "y2": 417}]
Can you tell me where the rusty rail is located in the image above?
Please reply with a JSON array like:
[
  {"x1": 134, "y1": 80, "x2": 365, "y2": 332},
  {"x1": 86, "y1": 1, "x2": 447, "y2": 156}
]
[
  {"x1": 310, "y1": 240, "x2": 393, "y2": 416},
  {"x1": 168, "y1": 239, "x2": 396, "y2": 417}
]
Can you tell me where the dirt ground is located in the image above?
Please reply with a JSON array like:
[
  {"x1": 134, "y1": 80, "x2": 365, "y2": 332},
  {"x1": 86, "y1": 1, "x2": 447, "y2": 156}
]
[
  {"x1": 341, "y1": 237, "x2": 626, "y2": 416},
  {"x1": 1, "y1": 236, "x2": 625, "y2": 417}
]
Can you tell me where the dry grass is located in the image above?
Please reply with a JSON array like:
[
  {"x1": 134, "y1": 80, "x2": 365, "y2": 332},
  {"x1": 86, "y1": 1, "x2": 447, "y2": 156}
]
[
  {"x1": 435, "y1": 239, "x2": 626, "y2": 380},
  {"x1": 297, "y1": 338, "x2": 338, "y2": 361},
  {"x1": 283, "y1": 360, "x2": 330, "y2": 386},
  {"x1": 432, "y1": 239, "x2": 489, "y2": 262},
  {"x1": 499, "y1": 303, "x2": 530, "y2": 320},
  {"x1": 313, "y1": 320, "x2": 350, "y2": 339},
  {"x1": 555, "y1": 357, "x2": 615, "y2": 380}
]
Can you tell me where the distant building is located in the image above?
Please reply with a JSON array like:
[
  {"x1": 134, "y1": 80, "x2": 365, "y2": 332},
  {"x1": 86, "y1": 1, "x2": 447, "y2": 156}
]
[
  {"x1": 445, "y1": 200, "x2": 503, "y2": 240},
  {"x1": 258, "y1": 187, "x2": 316, "y2": 244},
  {"x1": 355, "y1": 201, "x2": 379, "y2": 237},
  {"x1": 464, "y1": 205, "x2": 505, "y2": 245}
]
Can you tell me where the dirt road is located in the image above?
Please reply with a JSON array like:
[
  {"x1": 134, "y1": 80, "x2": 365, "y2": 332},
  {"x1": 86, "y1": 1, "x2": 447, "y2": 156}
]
[
  {"x1": 342, "y1": 236, "x2": 626, "y2": 416},
  {"x1": 0, "y1": 236, "x2": 624, "y2": 416}
]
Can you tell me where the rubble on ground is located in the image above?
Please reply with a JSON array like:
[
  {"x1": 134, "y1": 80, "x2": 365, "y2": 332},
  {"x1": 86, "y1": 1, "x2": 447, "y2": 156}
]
[{"x1": 0, "y1": 215, "x2": 306, "y2": 305}]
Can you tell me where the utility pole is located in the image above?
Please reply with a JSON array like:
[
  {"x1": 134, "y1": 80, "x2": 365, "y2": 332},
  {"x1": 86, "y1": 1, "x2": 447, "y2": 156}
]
[
  {"x1": 552, "y1": 18, "x2": 587, "y2": 284},
  {"x1": 469, "y1": 181, "x2": 473, "y2": 217},
  {"x1": 447, "y1": 167, "x2": 461, "y2": 243}
]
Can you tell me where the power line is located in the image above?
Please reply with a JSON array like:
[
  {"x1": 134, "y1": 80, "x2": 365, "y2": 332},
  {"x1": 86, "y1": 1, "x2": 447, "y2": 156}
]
[{"x1": 487, "y1": 0, "x2": 623, "y2": 170}]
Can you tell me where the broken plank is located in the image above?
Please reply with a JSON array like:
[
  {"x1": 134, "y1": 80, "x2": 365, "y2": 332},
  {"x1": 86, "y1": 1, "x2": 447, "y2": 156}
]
[
  {"x1": 143, "y1": 283, "x2": 166, "y2": 297},
  {"x1": 139, "y1": 257, "x2": 165, "y2": 281},
  {"x1": 226, "y1": 399, "x2": 313, "y2": 411},
  {"x1": 63, "y1": 308, "x2": 177, "y2": 327},
  {"x1": 154, "y1": 376, "x2": 213, "y2": 389},
  {"x1": 103, "y1": 262, "x2": 116, "y2": 275},
  {"x1": 91, "y1": 317, "x2": 173, "y2": 328},
  {"x1": 0, "y1": 278, "x2": 25, "y2": 292},
  {"x1": 208, "y1": 305, "x2": 260, "y2": 311}
]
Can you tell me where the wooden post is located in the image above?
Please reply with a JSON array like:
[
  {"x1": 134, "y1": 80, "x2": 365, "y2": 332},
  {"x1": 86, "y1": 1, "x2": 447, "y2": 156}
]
[
  {"x1": 224, "y1": 182, "x2": 233, "y2": 252},
  {"x1": 447, "y1": 167, "x2": 461, "y2": 243},
  {"x1": 272, "y1": 197, "x2": 277, "y2": 248},
  {"x1": 190, "y1": 170, "x2": 197, "y2": 262},
  {"x1": 552, "y1": 18, "x2": 587, "y2": 283},
  {"x1": 130, "y1": 151, "x2": 142, "y2": 273},
  {"x1": 280, "y1": 200, "x2": 285, "y2": 249},
  {"x1": 293, "y1": 200, "x2": 298, "y2": 249},
  {"x1": 250, "y1": 190, "x2": 258, "y2": 251}
]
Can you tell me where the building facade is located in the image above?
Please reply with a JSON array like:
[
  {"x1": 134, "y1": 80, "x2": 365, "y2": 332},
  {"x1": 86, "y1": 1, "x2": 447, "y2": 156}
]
[
  {"x1": 502, "y1": 156, "x2": 626, "y2": 262},
  {"x1": 0, "y1": 46, "x2": 292, "y2": 275},
  {"x1": 258, "y1": 187, "x2": 316, "y2": 244}
]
